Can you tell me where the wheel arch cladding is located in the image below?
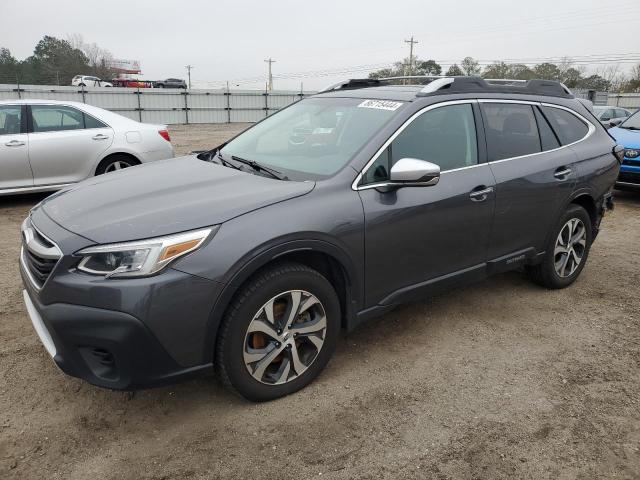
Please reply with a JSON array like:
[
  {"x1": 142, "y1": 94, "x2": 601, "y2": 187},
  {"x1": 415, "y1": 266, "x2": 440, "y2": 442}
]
[
  {"x1": 205, "y1": 244, "x2": 358, "y2": 363},
  {"x1": 570, "y1": 193, "x2": 598, "y2": 230}
]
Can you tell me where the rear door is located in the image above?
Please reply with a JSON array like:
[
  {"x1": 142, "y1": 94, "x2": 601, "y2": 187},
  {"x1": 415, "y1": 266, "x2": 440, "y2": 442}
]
[
  {"x1": 0, "y1": 104, "x2": 32, "y2": 190},
  {"x1": 27, "y1": 104, "x2": 113, "y2": 185},
  {"x1": 481, "y1": 100, "x2": 580, "y2": 261}
]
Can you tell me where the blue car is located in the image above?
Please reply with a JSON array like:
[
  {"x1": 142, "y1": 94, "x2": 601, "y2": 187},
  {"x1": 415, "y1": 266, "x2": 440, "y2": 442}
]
[{"x1": 609, "y1": 110, "x2": 640, "y2": 188}]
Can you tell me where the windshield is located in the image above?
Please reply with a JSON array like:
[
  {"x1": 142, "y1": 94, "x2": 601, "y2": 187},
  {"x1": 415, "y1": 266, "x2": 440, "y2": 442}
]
[
  {"x1": 220, "y1": 97, "x2": 404, "y2": 180},
  {"x1": 619, "y1": 110, "x2": 640, "y2": 130},
  {"x1": 593, "y1": 106, "x2": 606, "y2": 118}
]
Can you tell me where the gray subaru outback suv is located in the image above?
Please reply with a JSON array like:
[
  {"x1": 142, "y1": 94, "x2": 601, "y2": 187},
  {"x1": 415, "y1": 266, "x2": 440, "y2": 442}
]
[{"x1": 20, "y1": 77, "x2": 621, "y2": 401}]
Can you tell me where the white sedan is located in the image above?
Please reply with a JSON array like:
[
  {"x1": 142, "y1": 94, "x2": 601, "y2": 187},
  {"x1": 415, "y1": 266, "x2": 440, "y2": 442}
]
[{"x1": 0, "y1": 99, "x2": 175, "y2": 195}]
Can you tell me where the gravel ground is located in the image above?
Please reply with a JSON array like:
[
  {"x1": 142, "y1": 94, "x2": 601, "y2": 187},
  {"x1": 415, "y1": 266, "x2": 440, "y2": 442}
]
[{"x1": 1, "y1": 124, "x2": 639, "y2": 480}]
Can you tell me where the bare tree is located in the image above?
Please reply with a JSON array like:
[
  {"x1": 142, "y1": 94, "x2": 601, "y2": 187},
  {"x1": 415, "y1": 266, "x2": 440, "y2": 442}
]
[{"x1": 66, "y1": 34, "x2": 116, "y2": 80}]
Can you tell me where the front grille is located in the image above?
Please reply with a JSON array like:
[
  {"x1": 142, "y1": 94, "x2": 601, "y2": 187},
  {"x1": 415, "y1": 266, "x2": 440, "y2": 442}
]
[
  {"x1": 23, "y1": 249, "x2": 58, "y2": 285},
  {"x1": 623, "y1": 158, "x2": 640, "y2": 167},
  {"x1": 21, "y1": 218, "x2": 62, "y2": 289}
]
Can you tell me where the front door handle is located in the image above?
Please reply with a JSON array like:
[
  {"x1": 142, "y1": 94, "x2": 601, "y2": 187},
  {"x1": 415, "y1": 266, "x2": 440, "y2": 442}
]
[
  {"x1": 469, "y1": 186, "x2": 494, "y2": 202},
  {"x1": 92, "y1": 134, "x2": 109, "y2": 140},
  {"x1": 554, "y1": 167, "x2": 572, "y2": 180},
  {"x1": 5, "y1": 139, "x2": 26, "y2": 147}
]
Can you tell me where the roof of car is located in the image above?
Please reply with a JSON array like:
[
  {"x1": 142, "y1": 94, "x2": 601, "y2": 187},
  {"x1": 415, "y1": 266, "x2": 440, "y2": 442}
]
[
  {"x1": 0, "y1": 99, "x2": 143, "y2": 127},
  {"x1": 316, "y1": 85, "x2": 424, "y2": 101}
]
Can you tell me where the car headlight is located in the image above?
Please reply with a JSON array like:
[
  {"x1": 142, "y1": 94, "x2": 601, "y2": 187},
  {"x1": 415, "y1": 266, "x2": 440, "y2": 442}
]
[
  {"x1": 625, "y1": 148, "x2": 639, "y2": 159},
  {"x1": 76, "y1": 227, "x2": 216, "y2": 278}
]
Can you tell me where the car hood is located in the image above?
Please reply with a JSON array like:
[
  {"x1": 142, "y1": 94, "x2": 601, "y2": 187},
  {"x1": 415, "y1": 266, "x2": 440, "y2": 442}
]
[
  {"x1": 40, "y1": 155, "x2": 315, "y2": 244},
  {"x1": 609, "y1": 127, "x2": 640, "y2": 148}
]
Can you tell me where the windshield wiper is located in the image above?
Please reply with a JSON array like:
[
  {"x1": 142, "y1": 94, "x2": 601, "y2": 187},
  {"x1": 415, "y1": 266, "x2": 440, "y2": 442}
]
[
  {"x1": 230, "y1": 156, "x2": 288, "y2": 180},
  {"x1": 216, "y1": 152, "x2": 242, "y2": 170}
]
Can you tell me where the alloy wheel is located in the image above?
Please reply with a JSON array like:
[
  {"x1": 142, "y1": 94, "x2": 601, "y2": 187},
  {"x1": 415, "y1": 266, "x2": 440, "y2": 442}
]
[
  {"x1": 104, "y1": 160, "x2": 132, "y2": 173},
  {"x1": 554, "y1": 218, "x2": 587, "y2": 278},
  {"x1": 243, "y1": 290, "x2": 327, "y2": 385}
]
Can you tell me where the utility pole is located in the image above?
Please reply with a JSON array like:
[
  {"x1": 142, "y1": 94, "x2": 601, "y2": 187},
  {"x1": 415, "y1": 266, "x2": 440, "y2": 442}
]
[
  {"x1": 404, "y1": 36, "x2": 418, "y2": 77},
  {"x1": 185, "y1": 65, "x2": 194, "y2": 89},
  {"x1": 264, "y1": 57, "x2": 276, "y2": 91}
]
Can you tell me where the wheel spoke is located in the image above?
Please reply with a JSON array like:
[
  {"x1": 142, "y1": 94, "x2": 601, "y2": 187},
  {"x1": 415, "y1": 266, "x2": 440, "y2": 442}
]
[
  {"x1": 274, "y1": 357, "x2": 291, "y2": 384},
  {"x1": 570, "y1": 225, "x2": 585, "y2": 246},
  {"x1": 252, "y1": 344, "x2": 285, "y2": 380},
  {"x1": 243, "y1": 346, "x2": 273, "y2": 364},
  {"x1": 299, "y1": 295, "x2": 319, "y2": 314},
  {"x1": 304, "y1": 334, "x2": 324, "y2": 351},
  {"x1": 284, "y1": 291, "x2": 302, "y2": 328},
  {"x1": 263, "y1": 298, "x2": 276, "y2": 325},
  {"x1": 289, "y1": 342, "x2": 306, "y2": 375},
  {"x1": 291, "y1": 315, "x2": 326, "y2": 335},
  {"x1": 114, "y1": 162, "x2": 122, "y2": 170},
  {"x1": 560, "y1": 252, "x2": 571, "y2": 277},
  {"x1": 247, "y1": 319, "x2": 279, "y2": 340}
]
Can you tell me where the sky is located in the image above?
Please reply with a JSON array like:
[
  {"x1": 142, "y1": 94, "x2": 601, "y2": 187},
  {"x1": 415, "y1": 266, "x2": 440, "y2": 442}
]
[{"x1": 1, "y1": 0, "x2": 639, "y2": 90}]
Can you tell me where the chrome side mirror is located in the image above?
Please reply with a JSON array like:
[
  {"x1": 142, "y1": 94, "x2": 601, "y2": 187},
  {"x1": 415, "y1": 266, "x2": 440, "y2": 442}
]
[{"x1": 389, "y1": 158, "x2": 440, "y2": 187}]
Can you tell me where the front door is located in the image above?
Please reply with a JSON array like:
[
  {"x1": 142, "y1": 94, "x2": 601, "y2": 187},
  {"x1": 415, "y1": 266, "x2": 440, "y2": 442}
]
[
  {"x1": 357, "y1": 101, "x2": 495, "y2": 307},
  {"x1": 0, "y1": 105, "x2": 32, "y2": 190}
]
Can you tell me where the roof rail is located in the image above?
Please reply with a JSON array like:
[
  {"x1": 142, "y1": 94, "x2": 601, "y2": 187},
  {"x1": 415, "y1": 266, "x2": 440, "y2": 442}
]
[
  {"x1": 415, "y1": 76, "x2": 573, "y2": 98},
  {"x1": 318, "y1": 78, "x2": 384, "y2": 93}
]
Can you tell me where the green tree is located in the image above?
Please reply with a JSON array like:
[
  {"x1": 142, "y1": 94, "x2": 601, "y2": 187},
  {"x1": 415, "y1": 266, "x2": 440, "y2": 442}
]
[
  {"x1": 508, "y1": 64, "x2": 535, "y2": 80},
  {"x1": 561, "y1": 67, "x2": 583, "y2": 88},
  {"x1": 0, "y1": 48, "x2": 19, "y2": 83},
  {"x1": 482, "y1": 62, "x2": 511, "y2": 79},
  {"x1": 25, "y1": 35, "x2": 90, "y2": 85},
  {"x1": 417, "y1": 59, "x2": 442, "y2": 76},
  {"x1": 578, "y1": 74, "x2": 610, "y2": 91},
  {"x1": 445, "y1": 64, "x2": 464, "y2": 76},
  {"x1": 533, "y1": 62, "x2": 561, "y2": 80},
  {"x1": 461, "y1": 56, "x2": 481, "y2": 76}
]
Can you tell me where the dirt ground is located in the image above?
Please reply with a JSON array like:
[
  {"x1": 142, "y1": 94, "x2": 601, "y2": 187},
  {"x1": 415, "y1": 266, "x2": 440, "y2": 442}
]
[{"x1": 1, "y1": 123, "x2": 639, "y2": 480}]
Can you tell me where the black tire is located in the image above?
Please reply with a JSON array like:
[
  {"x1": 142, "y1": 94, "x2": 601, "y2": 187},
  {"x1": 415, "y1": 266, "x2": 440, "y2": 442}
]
[
  {"x1": 95, "y1": 154, "x2": 139, "y2": 175},
  {"x1": 78, "y1": 83, "x2": 86, "y2": 87},
  {"x1": 527, "y1": 204, "x2": 593, "y2": 289},
  {"x1": 215, "y1": 262, "x2": 340, "y2": 401}
]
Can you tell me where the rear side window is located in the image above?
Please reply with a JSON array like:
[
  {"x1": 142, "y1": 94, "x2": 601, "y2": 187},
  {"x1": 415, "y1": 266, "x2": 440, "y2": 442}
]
[
  {"x1": 482, "y1": 103, "x2": 541, "y2": 161},
  {"x1": 540, "y1": 106, "x2": 588, "y2": 145},
  {"x1": 84, "y1": 113, "x2": 107, "y2": 129},
  {"x1": 616, "y1": 109, "x2": 629, "y2": 118}
]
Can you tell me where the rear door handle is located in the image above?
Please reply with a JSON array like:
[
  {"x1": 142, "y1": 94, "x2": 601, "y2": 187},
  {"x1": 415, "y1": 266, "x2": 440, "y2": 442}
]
[
  {"x1": 469, "y1": 186, "x2": 494, "y2": 202},
  {"x1": 5, "y1": 139, "x2": 26, "y2": 147},
  {"x1": 554, "y1": 167, "x2": 572, "y2": 180},
  {"x1": 92, "y1": 134, "x2": 109, "y2": 140}
]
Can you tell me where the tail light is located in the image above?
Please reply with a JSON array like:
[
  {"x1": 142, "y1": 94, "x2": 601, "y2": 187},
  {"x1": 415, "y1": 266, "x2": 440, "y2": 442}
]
[{"x1": 158, "y1": 129, "x2": 171, "y2": 142}]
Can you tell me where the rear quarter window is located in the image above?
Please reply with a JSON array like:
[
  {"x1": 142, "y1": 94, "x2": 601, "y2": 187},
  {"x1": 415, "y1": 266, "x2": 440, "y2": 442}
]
[{"x1": 540, "y1": 106, "x2": 589, "y2": 145}]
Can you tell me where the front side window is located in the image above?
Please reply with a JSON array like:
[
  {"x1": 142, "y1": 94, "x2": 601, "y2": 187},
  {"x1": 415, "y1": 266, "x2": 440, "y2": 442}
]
[
  {"x1": 362, "y1": 103, "x2": 478, "y2": 184},
  {"x1": 220, "y1": 97, "x2": 403, "y2": 180},
  {"x1": 0, "y1": 105, "x2": 22, "y2": 135},
  {"x1": 482, "y1": 103, "x2": 541, "y2": 161},
  {"x1": 31, "y1": 105, "x2": 85, "y2": 133},
  {"x1": 616, "y1": 109, "x2": 629, "y2": 118},
  {"x1": 540, "y1": 106, "x2": 589, "y2": 145}
]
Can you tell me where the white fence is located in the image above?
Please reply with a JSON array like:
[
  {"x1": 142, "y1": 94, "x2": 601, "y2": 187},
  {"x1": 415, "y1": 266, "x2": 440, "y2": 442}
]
[
  {"x1": 2, "y1": 83, "x2": 638, "y2": 125},
  {"x1": 0, "y1": 84, "x2": 315, "y2": 124}
]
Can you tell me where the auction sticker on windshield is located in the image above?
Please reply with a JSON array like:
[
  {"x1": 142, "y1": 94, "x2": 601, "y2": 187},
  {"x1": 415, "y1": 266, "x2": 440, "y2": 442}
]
[{"x1": 358, "y1": 100, "x2": 403, "y2": 111}]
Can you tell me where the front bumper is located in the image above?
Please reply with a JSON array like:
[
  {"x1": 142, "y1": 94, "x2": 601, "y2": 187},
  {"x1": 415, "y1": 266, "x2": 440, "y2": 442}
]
[
  {"x1": 19, "y1": 209, "x2": 225, "y2": 390},
  {"x1": 617, "y1": 162, "x2": 640, "y2": 187},
  {"x1": 21, "y1": 288, "x2": 211, "y2": 390}
]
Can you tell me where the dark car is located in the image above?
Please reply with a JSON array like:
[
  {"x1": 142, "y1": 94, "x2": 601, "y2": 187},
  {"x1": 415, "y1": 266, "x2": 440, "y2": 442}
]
[
  {"x1": 20, "y1": 77, "x2": 621, "y2": 401},
  {"x1": 154, "y1": 78, "x2": 187, "y2": 89}
]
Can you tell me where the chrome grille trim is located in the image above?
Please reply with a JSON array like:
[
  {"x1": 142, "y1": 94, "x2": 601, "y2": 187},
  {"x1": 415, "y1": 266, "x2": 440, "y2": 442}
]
[{"x1": 20, "y1": 217, "x2": 62, "y2": 291}]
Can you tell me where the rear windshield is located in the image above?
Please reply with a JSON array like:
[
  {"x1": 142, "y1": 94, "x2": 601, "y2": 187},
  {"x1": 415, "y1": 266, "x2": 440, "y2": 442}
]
[{"x1": 220, "y1": 97, "x2": 404, "y2": 180}]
